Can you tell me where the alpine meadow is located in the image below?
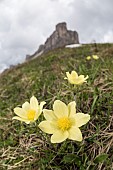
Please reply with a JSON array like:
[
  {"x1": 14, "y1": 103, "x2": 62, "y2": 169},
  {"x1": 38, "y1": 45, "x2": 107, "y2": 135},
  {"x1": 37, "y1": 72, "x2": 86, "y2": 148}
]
[{"x1": 0, "y1": 43, "x2": 113, "y2": 170}]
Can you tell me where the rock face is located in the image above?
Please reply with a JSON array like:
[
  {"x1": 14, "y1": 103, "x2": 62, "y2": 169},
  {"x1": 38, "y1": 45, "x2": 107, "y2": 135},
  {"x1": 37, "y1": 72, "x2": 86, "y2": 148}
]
[
  {"x1": 38, "y1": 22, "x2": 79, "y2": 53},
  {"x1": 26, "y1": 22, "x2": 79, "y2": 60}
]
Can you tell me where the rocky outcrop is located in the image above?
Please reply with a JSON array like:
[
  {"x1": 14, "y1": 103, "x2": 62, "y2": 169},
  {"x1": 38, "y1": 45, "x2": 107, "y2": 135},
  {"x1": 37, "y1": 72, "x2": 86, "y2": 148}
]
[
  {"x1": 26, "y1": 22, "x2": 79, "y2": 60},
  {"x1": 38, "y1": 22, "x2": 79, "y2": 53}
]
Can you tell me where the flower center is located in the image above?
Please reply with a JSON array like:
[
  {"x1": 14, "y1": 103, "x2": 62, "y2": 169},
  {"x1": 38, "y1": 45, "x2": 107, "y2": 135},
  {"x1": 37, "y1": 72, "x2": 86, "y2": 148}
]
[
  {"x1": 27, "y1": 110, "x2": 36, "y2": 121},
  {"x1": 57, "y1": 117, "x2": 71, "y2": 131}
]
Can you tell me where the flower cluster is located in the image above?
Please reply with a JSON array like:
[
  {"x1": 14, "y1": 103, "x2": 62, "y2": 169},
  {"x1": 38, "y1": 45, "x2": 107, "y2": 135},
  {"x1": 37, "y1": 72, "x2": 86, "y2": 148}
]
[
  {"x1": 12, "y1": 71, "x2": 90, "y2": 143},
  {"x1": 86, "y1": 55, "x2": 99, "y2": 60}
]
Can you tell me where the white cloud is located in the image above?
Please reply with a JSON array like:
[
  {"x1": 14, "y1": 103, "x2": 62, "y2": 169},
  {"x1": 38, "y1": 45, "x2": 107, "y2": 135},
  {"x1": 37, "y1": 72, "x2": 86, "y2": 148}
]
[
  {"x1": 103, "y1": 30, "x2": 113, "y2": 43},
  {"x1": 0, "y1": 0, "x2": 113, "y2": 72}
]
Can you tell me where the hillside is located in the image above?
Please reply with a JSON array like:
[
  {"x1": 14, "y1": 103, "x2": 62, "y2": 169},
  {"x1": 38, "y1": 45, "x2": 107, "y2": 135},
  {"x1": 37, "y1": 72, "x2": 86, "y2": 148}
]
[{"x1": 0, "y1": 43, "x2": 113, "y2": 170}]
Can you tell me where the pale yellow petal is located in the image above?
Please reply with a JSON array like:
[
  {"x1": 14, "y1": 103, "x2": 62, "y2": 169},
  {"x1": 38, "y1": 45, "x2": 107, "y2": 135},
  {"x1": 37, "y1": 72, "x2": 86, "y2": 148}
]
[
  {"x1": 14, "y1": 107, "x2": 27, "y2": 119},
  {"x1": 66, "y1": 72, "x2": 75, "y2": 84},
  {"x1": 84, "y1": 75, "x2": 89, "y2": 80},
  {"x1": 43, "y1": 109, "x2": 57, "y2": 120},
  {"x1": 78, "y1": 75, "x2": 85, "y2": 79},
  {"x1": 12, "y1": 116, "x2": 30, "y2": 124},
  {"x1": 30, "y1": 96, "x2": 39, "y2": 110},
  {"x1": 71, "y1": 71, "x2": 78, "y2": 79},
  {"x1": 22, "y1": 102, "x2": 30, "y2": 111},
  {"x1": 53, "y1": 100, "x2": 68, "y2": 118},
  {"x1": 66, "y1": 72, "x2": 71, "y2": 79},
  {"x1": 34, "y1": 101, "x2": 46, "y2": 120},
  {"x1": 34, "y1": 113, "x2": 39, "y2": 121},
  {"x1": 74, "y1": 113, "x2": 90, "y2": 127},
  {"x1": 68, "y1": 79, "x2": 75, "y2": 84},
  {"x1": 80, "y1": 75, "x2": 88, "y2": 82},
  {"x1": 76, "y1": 75, "x2": 85, "y2": 84},
  {"x1": 39, "y1": 101, "x2": 46, "y2": 114},
  {"x1": 51, "y1": 130, "x2": 69, "y2": 143},
  {"x1": 68, "y1": 101, "x2": 76, "y2": 117},
  {"x1": 73, "y1": 75, "x2": 87, "y2": 84},
  {"x1": 68, "y1": 127, "x2": 82, "y2": 141},
  {"x1": 38, "y1": 121, "x2": 56, "y2": 134}
]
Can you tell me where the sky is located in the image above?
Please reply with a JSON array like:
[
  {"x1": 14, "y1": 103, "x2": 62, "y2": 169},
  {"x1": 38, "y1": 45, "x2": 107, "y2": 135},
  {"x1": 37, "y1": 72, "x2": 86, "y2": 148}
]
[{"x1": 0, "y1": 0, "x2": 113, "y2": 72}]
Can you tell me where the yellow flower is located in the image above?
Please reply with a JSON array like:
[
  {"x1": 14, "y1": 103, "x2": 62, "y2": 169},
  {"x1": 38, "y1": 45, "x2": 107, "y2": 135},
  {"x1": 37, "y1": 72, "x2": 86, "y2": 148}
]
[
  {"x1": 86, "y1": 56, "x2": 91, "y2": 60},
  {"x1": 38, "y1": 100, "x2": 90, "y2": 143},
  {"x1": 65, "y1": 71, "x2": 88, "y2": 85},
  {"x1": 92, "y1": 55, "x2": 99, "y2": 60},
  {"x1": 12, "y1": 96, "x2": 46, "y2": 124}
]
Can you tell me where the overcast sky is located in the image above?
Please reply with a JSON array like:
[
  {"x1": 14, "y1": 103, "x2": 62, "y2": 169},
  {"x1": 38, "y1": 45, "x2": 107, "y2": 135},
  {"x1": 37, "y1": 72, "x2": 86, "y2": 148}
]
[{"x1": 0, "y1": 0, "x2": 113, "y2": 72}]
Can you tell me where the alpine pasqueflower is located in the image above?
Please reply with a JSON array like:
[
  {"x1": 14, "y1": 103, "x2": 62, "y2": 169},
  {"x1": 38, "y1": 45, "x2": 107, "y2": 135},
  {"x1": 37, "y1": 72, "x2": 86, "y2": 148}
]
[
  {"x1": 92, "y1": 55, "x2": 99, "y2": 60},
  {"x1": 64, "y1": 71, "x2": 88, "y2": 85},
  {"x1": 86, "y1": 56, "x2": 91, "y2": 60},
  {"x1": 38, "y1": 100, "x2": 90, "y2": 143},
  {"x1": 12, "y1": 96, "x2": 46, "y2": 124}
]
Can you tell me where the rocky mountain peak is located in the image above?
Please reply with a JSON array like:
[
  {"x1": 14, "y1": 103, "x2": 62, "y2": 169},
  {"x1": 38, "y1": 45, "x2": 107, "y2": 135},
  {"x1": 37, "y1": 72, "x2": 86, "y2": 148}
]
[{"x1": 26, "y1": 22, "x2": 79, "y2": 60}]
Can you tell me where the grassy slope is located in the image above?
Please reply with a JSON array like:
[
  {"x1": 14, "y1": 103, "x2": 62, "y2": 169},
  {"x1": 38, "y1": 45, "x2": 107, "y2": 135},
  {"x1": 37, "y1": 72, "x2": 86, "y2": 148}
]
[{"x1": 0, "y1": 43, "x2": 113, "y2": 170}]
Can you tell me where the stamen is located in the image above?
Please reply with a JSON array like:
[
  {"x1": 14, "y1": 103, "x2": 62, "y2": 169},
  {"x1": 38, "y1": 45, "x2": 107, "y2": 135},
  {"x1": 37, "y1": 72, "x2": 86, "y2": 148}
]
[
  {"x1": 27, "y1": 110, "x2": 36, "y2": 121},
  {"x1": 57, "y1": 117, "x2": 71, "y2": 131}
]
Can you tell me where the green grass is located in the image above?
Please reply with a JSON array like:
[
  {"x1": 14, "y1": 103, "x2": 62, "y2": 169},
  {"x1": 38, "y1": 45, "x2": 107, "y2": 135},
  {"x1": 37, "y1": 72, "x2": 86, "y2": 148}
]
[{"x1": 0, "y1": 43, "x2": 113, "y2": 170}]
